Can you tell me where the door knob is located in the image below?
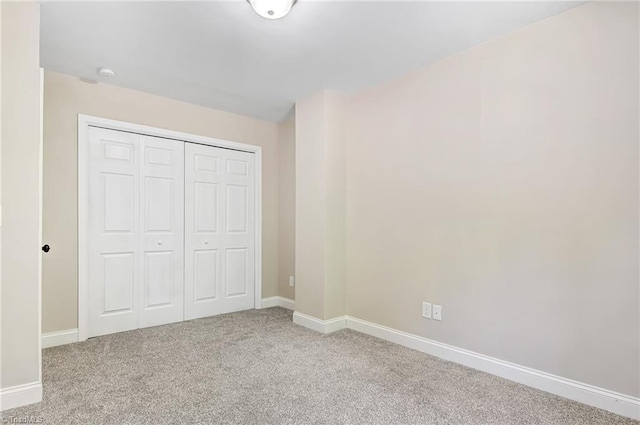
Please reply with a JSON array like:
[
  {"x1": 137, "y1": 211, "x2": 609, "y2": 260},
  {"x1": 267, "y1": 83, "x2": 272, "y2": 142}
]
[
  {"x1": 204, "y1": 240, "x2": 209, "y2": 245},
  {"x1": 42, "y1": 244, "x2": 50, "y2": 253},
  {"x1": 157, "y1": 240, "x2": 163, "y2": 246}
]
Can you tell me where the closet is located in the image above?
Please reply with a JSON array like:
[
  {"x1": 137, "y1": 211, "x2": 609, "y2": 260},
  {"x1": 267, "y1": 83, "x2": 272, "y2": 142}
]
[{"x1": 86, "y1": 126, "x2": 255, "y2": 338}]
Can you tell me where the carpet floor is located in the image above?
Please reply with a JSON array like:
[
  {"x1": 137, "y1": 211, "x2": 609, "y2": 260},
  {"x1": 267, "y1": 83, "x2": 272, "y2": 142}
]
[{"x1": 2, "y1": 307, "x2": 636, "y2": 425}]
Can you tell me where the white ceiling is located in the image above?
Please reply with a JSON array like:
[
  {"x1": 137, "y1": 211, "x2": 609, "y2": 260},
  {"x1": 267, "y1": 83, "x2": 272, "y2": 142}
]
[{"x1": 41, "y1": 1, "x2": 581, "y2": 122}]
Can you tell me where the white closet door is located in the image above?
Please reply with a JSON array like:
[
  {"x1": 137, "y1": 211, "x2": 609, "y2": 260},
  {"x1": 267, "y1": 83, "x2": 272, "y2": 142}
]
[
  {"x1": 139, "y1": 135, "x2": 184, "y2": 328},
  {"x1": 88, "y1": 127, "x2": 141, "y2": 337},
  {"x1": 184, "y1": 143, "x2": 255, "y2": 320},
  {"x1": 88, "y1": 129, "x2": 185, "y2": 337}
]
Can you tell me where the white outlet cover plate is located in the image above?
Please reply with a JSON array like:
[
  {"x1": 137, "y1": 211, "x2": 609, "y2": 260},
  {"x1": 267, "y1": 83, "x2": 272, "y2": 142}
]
[{"x1": 433, "y1": 305, "x2": 442, "y2": 321}]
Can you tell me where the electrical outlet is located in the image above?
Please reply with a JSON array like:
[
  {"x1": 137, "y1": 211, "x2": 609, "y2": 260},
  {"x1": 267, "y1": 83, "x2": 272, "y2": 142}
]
[
  {"x1": 422, "y1": 302, "x2": 432, "y2": 319},
  {"x1": 289, "y1": 276, "x2": 295, "y2": 287},
  {"x1": 433, "y1": 305, "x2": 442, "y2": 321}
]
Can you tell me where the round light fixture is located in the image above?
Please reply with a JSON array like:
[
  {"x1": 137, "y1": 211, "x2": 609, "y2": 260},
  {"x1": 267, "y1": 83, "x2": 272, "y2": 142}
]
[
  {"x1": 248, "y1": 0, "x2": 297, "y2": 20},
  {"x1": 97, "y1": 67, "x2": 116, "y2": 78}
]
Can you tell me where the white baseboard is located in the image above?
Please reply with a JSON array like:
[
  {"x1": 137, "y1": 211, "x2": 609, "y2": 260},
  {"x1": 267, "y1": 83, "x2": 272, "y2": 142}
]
[
  {"x1": 32, "y1": 308, "x2": 640, "y2": 419},
  {"x1": 42, "y1": 328, "x2": 78, "y2": 348},
  {"x1": 291, "y1": 310, "x2": 639, "y2": 420},
  {"x1": 345, "y1": 316, "x2": 640, "y2": 420},
  {"x1": 261, "y1": 296, "x2": 295, "y2": 310},
  {"x1": 0, "y1": 382, "x2": 42, "y2": 411},
  {"x1": 41, "y1": 301, "x2": 297, "y2": 349},
  {"x1": 292, "y1": 311, "x2": 347, "y2": 334}
]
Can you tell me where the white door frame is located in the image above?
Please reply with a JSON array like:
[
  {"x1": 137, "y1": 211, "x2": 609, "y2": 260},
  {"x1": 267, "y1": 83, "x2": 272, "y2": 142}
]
[{"x1": 77, "y1": 114, "x2": 263, "y2": 341}]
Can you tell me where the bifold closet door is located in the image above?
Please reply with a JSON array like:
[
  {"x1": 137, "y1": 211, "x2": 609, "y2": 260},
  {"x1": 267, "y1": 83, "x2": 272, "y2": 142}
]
[
  {"x1": 88, "y1": 127, "x2": 140, "y2": 337},
  {"x1": 138, "y1": 135, "x2": 185, "y2": 329},
  {"x1": 88, "y1": 127, "x2": 184, "y2": 337},
  {"x1": 184, "y1": 143, "x2": 255, "y2": 320}
]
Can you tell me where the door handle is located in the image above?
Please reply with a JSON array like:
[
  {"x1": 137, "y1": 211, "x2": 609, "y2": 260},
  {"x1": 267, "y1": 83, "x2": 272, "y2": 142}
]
[{"x1": 42, "y1": 244, "x2": 50, "y2": 253}]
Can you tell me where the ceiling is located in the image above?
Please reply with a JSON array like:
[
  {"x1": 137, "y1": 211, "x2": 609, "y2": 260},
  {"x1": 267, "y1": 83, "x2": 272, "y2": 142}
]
[{"x1": 41, "y1": 1, "x2": 582, "y2": 122}]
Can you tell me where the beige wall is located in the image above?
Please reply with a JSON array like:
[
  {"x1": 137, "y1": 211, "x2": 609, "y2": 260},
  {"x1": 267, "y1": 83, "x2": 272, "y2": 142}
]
[
  {"x1": 278, "y1": 116, "x2": 295, "y2": 301},
  {"x1": 1, "y1": 1, "x2": 41, "y2": 390},
  {"x1": 295, "y1": 91, "x2": 346, "y2": 319},
  {"x1": 295, "y1": 92, "x2": 327, "y2": 319},
  {"x1": 0, "y1": 0, "x2": 3, "y2": 379},
  {"x1": 323, "y1": 91, "x2": 347, "y2": 319},
  {"x1": 345, "y1": 1, "x2": 639, "y2": 397},
  {"x1": 42, "y1": 71, "x2": 280, "y2": 333}
]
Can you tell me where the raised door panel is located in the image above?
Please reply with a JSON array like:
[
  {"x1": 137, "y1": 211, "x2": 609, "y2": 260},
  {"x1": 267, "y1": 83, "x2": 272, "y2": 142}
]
[
  {"x1": 144, "y1": 251, "x2": 174, "y2": 308},
  {"x1": 144, "y1": 177, "x2": 173, "y2": 232},
  {"x1": 226, "y1": 248, "x2": 248, "y2": 297},
  {"x1": 103, "y1": 173, "x2": 135, "y2": 232},
  {"x1": 226, "y1": 158, "x2": 248, "y2": 176},
  {"x1": 102, "y1": 253, "x2": 135, "y2": 313},
  {"x1": 194, "y1": 182, "x2": 218, "y2": 233},
  {"x1": 226, "y1": 185, "x2": 248, "y2": 233},
  {"x1": 194, "y1": 249, "x2": 218, "y2": 302}
]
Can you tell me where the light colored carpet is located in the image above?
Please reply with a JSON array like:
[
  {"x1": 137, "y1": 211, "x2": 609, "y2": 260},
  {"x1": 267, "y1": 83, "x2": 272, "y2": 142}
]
[{"x1": 2, "y1": 307, "x2": 636, "y2": 424}]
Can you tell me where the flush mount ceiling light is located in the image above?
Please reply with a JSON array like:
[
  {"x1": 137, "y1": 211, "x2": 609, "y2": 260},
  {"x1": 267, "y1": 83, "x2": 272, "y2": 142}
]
[{"x1": 248, "y1": 0, "x2": 297, "y2": 20}]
